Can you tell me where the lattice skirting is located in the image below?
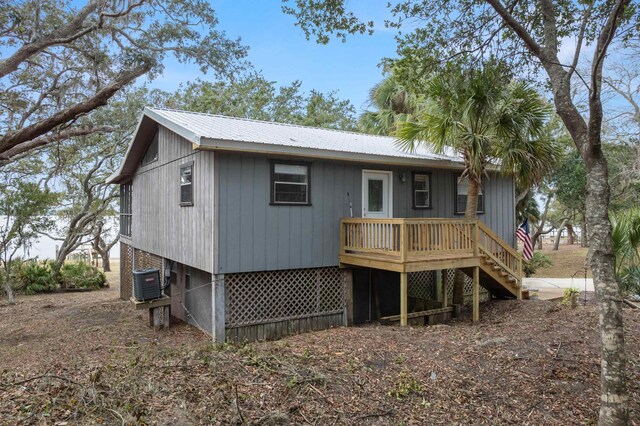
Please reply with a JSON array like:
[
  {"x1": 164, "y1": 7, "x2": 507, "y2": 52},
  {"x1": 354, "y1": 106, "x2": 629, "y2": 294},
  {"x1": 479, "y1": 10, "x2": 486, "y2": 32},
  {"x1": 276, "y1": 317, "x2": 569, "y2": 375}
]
[
  {"x1": 408, "y1": 270, "x2": 487, "y2": 305},
  {"x1": 120, "y1": 242, "x2": 134, "y2": 300},
  {"x1": 224, "y1": 267, "x2": 345, "y2": 342},
  {"x1": 408, "y1": 271, "x2": 436, "y2": 300},
  {"x1": 120, "y1": 245, "x2": 163, "y2": 300},
  {"x1": 133, "y1": 248, "x2": 163, "y2": 271},
  {"x1": 445, "y1": 269, "x2": 489, "y2": 304}
]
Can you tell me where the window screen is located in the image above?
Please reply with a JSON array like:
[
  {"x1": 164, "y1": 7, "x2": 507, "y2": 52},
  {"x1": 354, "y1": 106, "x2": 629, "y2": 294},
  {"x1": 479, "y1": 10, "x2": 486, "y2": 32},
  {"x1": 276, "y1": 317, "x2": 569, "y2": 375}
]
[
  {"x1": 271, "y1": 162, "x2": 310, "y2": 205},
  {"x1": 413, "y1": 173, "x2": 431, "y2": 208},
  {"x1": 180, "y1": 163, "x2": 193, "y2": 206},
  {"x1": 120, "y1": 181, "x2": 132, "y2": 236},
  {"x1": 142, "y1": 132, "x2": 158, "y2": 165},
  {"x1": 456, "y1": 176, "x2": 484, "y2": 214}
]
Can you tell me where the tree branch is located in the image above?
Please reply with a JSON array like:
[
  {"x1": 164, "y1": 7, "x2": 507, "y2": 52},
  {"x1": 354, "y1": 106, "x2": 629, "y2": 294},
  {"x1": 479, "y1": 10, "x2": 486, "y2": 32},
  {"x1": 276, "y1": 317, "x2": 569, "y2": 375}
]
[
  {"x1": 0, "y1": 125, "x2": 115, "y2": 165},
  {"x1": 484, "y1": 0, "x2": 543, "y2": 58},
  {"x1": 567, "y1": 2, "x2": 594, "y2": 83},
  {"x1": 0, "y1": 1, "x2": 100, "y2": 79},
  {"x1": 0, "y1": 64, "x2": 150, "y2": 157},
  {"x1": 588, "y1": 0, "x2": 633, "y2": 153}
]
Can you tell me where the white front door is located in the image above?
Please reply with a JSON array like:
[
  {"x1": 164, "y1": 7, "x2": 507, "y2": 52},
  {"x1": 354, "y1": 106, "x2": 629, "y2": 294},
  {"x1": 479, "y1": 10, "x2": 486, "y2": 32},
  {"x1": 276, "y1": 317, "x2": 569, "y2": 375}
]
[{"x1": 362, "y1": 170, "x2": 393, "y2": 218}]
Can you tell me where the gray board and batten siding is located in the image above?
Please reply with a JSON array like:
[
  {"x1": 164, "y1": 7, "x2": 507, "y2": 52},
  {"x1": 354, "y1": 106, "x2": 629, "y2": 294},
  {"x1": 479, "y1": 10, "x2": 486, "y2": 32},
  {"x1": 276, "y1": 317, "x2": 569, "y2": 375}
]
[
  {"x1": 215, "y1": 151, "x2": 516, "y2": 275},
  {"x1": 131, "y1": 126, "x2": 215, "y2": 273}
]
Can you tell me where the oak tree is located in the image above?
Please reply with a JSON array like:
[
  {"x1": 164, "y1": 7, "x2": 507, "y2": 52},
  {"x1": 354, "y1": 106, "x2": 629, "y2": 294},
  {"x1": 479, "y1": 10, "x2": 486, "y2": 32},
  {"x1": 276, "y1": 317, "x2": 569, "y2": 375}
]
[
  {"x1": 0, "y1": 0, "x2": 247, "y2": 163},
  {"x1": 284, "y1": 0, "x2": 639, "y2": 422}
]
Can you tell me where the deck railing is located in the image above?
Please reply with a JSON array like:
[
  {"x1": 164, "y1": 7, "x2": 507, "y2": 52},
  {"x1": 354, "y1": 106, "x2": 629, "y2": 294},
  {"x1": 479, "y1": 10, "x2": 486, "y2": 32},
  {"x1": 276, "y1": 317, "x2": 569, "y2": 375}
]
[
  {"x1": 477, "y1": 221, "x2": 523, "y2": 280},
  {"x1": 340, "y1": 218, "x2": 522, "y2": 279}
]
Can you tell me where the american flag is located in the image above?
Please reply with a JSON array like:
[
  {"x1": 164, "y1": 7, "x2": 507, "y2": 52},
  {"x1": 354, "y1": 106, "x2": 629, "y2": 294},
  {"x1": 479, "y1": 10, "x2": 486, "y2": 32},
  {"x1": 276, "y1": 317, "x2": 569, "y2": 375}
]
[{"x1": 516, "y1": 219, "x2": 533, "y2": 261}]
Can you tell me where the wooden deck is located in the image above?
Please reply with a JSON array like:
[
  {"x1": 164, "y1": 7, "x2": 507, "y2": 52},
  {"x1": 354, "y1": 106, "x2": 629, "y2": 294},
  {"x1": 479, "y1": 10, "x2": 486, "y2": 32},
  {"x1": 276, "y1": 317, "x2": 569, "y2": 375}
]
[
  {"x1": 339, "y1": 251, "x2": 480, "y2": 273},
  {"x1": 339, "y1": 218, "x2": 524, "y2": 325}
]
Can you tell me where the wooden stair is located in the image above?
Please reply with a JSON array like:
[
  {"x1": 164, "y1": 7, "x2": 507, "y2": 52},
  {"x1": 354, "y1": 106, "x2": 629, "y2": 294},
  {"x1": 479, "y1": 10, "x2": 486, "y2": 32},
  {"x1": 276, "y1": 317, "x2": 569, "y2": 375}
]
[
  {"x1": 460, "y1": 255, "x2": 521, "y2": 299},
  {"x1": 339, "y1": 218, "x2": 524, "y2": 325}
]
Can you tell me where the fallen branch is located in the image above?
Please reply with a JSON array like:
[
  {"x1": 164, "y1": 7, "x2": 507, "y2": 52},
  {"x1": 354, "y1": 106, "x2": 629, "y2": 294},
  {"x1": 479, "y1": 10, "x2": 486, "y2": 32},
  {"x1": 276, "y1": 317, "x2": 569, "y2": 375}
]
[
  {"x1": 107, "y1": 408, "x2": 126, "y2": 426},
  {"x1": 623, "y1": 299, "x2": 639, "y2": 309},
  {"x1": 353, "y1": 409, "x2": 394, "y2": 421},
  {"x1": 2, "y1": 373, "x2": 81, "y2": 388},
  {"x1": 234, "y1": 384, "x2": 245, "y2": 424},
  {"x1": 554, "y1": 341, "x2": 563, "y2": 358}
]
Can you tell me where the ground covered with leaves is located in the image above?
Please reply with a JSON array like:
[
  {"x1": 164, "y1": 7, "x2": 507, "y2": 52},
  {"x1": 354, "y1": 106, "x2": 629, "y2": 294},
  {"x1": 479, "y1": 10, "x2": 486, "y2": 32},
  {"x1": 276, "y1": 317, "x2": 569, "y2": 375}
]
[
  {"x1": 1, "y1": 277, "x2": 639, "y2": 425},
  {"x1": 533, "y1": 244, "x2": 592, "y2": 279}
]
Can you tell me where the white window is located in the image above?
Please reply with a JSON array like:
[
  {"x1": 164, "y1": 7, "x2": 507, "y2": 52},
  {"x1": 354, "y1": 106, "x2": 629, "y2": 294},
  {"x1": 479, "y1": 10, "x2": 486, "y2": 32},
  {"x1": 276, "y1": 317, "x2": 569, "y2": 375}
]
[
  {"x1": 271, "y1": 162, "x2": 311, "y2": 205},
  {"x1": 413, "y1": 173, "x2": 431, "y2": 208},
  {"x1": 456, "y1": 176, "x2": 484, "y2": 214},
  {"x1": 180, "y1": 162, "x2": 193, "y2": 206},
  {"x1": 120, "y1": 181, "x2": 132, "y2": 236}
]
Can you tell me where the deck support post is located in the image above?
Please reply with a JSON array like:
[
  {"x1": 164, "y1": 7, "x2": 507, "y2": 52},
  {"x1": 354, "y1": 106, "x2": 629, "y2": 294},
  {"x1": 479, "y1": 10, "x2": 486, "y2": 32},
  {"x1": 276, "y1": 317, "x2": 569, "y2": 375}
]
[
  {"x1": 212, "y1": 274, "x2": 225, "y2": 344},
  {"x1": 400, "y1": 272, "x2": 408, "y2": 326},
  {"x1": 441, "y1": 270, "x2": 448, "y2": 308},
  {"x1": 473, "y1": 266, "x2": 480, "y2": 322},
  {"x1": 516, "y1": 257, "x2": 523, "y2": 300},
  {"x1": 343, "y1": 269, "x2": 354, "y2": 326}
]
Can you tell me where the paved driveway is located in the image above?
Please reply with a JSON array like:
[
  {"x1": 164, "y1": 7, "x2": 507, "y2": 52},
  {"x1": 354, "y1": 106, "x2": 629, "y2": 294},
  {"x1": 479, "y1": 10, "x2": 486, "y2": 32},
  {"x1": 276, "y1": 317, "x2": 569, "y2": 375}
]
[{"x1": 524, "y1": 277, "x2": 594, "y2": 300}]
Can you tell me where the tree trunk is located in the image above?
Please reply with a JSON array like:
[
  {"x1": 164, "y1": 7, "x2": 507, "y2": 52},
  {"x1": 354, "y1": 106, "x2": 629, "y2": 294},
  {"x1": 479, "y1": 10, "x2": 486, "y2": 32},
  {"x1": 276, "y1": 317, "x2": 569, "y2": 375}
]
[
  {"x1": 54, "y1": 247, "x2": 68, "y2": 277},
  {"x1": 553, "y1": 220, "x2": 567, "y2": 251},
  {"x1": 584, "y1": 149, "x2": 628, "y2": 424},
  {"x1": 453, "y1": 176, "x2": 481, "y2": 305},
  {"x1": 532, "y1": 196, "x2": 553, "y2": 249},
  {"x1": 99, "y1": 249, "x2": 111, "y2": 272},
  {"x1": 3, "y1": 269, "x2": 14, "y2": 304},
  {"x1": 581, "y1": 217, "x2": 588, "y2": 247},
  {"x1": 566, "y1": 224, "x2": 576, "y2": 245}
]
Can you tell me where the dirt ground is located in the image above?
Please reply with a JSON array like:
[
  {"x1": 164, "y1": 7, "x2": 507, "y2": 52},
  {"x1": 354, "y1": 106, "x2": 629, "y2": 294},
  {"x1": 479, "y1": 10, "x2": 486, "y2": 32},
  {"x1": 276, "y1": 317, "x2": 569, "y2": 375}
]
[
  {"x1": 532, "y1": 244, "x2": 592, "y2": 279},
  {"x1": 1, "y1": 262, "x2": 639, "y2": 425}
]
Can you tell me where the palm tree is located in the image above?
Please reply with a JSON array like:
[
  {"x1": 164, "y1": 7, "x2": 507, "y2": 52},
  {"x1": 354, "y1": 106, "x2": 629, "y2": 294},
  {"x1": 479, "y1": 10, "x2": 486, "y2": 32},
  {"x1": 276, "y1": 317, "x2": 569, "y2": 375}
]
[
  {"x1": 611, "y1": 208, "x2": 640, "y2": 295},
  {"x1": 397, "y1": 65, "x2": 551, "y2": 217},
  {"x1": 359, "y1": 76, "x2": 421, "y2": 136},
  {"x1": 396, "y1": 65, "x2": 551, "y2": 303}
]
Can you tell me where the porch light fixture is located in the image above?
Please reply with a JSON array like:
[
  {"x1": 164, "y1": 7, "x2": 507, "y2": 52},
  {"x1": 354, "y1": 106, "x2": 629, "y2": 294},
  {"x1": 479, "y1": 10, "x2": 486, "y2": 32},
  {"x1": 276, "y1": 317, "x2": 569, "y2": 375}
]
[{"x1": 399, "y1": 172, "x2": 407, "y2": 183}]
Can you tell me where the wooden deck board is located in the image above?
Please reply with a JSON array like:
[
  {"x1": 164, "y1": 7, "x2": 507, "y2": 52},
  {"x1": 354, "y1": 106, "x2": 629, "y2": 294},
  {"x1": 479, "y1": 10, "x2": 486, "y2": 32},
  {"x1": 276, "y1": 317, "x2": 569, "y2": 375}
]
[
  {"x1": 380, "y1": 307, "x2": 453, "y2": 322},
  {"x1": 339, "y1": 251, "x2": 480, "y2": 273},
  {"x1": 130, "y1": 295, "x2": 171, "y2": 310}
]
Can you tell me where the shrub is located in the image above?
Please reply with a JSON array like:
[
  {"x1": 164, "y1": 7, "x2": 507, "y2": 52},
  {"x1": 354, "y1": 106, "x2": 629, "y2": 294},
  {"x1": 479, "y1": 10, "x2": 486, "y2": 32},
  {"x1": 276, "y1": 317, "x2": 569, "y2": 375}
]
[
  {"x1": 523, "y1": 252, "x2": 553, "y2": 277},
  {"x1": 60, "y1": 262, "x2": 106, "y2": 290},
  {"x1": 0, "y1": 258, "x2": 25, "y2": 292},
  {"x1": 16, "y1": 261, "x2": 57, "y2": 294},
  {"x1": 619, "y1": 265, "x2": 640, "y2": 297},
  {"x1": 561, "y1": 287, "x2": 580, "y2": 306}
]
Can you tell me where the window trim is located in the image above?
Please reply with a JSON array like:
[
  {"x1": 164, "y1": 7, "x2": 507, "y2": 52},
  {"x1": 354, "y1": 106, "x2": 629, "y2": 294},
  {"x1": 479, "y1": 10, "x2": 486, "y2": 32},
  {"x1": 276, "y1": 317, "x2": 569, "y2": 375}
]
[
  {"x1": 141, "y1": 130, "x2": 159, "y2": 166},
  {"x1": 179, "y1": 161, "x2": 194, "y2": 207},
  {"x1": 269, "y1": 160, "x2": 312, "y2": 206},
  {"x1": 120, "y1": 181, "x2": 132, "y2": 237},
  {"x1": 454, "y1": 174, "x2": 485, "y2": 215},
  {"x1": 411, "y1": 171, "x2": 433, "y2": 210}
]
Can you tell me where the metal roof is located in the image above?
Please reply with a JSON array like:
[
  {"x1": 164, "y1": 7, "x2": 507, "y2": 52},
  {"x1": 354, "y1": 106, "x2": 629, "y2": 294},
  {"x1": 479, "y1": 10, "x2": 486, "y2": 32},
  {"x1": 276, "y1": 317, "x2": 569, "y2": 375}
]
[
  {"x1": 147, "y1": 107, "x2": 462, "y2": 161},
  {"x1": 108, "y1": 107, "x2": 465, "y2": 184}
]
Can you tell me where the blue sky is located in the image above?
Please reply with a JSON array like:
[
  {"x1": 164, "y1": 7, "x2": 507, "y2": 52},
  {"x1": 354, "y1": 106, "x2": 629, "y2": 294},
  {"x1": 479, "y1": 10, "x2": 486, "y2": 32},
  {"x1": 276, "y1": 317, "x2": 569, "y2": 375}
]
[{"x1": 150, "y1": 1, "x2": 398, "y2": 113}]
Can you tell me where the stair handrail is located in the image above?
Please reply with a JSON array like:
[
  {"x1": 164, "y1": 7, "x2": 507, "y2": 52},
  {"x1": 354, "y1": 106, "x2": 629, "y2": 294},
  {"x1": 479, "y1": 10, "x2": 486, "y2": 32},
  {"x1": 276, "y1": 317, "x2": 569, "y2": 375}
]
[{"x1": 476, "y1": 221, "x2": 523, "y2": 280}]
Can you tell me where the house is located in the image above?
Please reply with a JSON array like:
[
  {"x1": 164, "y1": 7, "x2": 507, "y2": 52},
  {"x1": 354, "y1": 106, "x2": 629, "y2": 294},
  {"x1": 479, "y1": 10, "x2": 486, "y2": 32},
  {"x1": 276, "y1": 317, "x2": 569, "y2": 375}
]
[{"x1": 108, "y1": 107, "x2": 523, "y2": 343}]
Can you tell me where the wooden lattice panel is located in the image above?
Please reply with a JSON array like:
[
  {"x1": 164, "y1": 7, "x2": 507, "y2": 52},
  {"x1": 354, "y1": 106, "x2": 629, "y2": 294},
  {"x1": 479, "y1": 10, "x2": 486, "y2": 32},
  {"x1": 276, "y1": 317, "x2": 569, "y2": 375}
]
[
  {"x1": 445, "y1": 269, "x2": 488, "y2": 304},
  {"x1": 225, "y1": 267, "x2": 344, "y2": 328},
  {"x1": 408, "y1": 271, "x2": 436, "y2": 300},
  {"x1": 134, "y1": 248, "x2": 162, "y2": 271},
  {"x1": 120, "y1": 242, "x2": 134, "y2": 300}
]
